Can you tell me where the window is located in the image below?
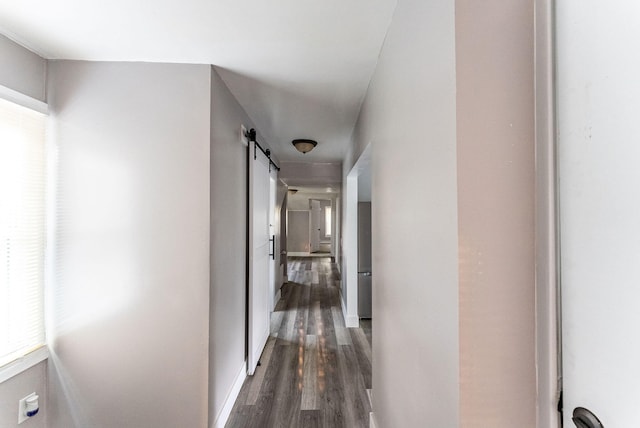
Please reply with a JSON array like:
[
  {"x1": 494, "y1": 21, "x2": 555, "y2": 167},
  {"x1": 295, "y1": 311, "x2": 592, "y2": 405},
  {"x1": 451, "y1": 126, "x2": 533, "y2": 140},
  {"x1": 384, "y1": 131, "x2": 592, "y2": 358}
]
[
  {"x1": 325, "y1": 206, "x2": 331, "y2": 236},
  {"x1": 0, "y1": 95, "x2": 47, "y2": 369}
]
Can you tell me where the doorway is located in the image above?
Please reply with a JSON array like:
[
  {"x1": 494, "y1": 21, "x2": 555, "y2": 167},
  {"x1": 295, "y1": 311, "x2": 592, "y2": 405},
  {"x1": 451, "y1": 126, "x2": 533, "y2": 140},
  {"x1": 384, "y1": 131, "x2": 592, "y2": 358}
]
[
  {"x1": 343, "y1": 143, "x2": 372, "y2": 327},
  {"x1": 286, "y1": 189, "x2": 336, "y2": 258},
  {"x1": 247, "y1": 137, "x2": 278, "y2": 376},
  {"x1": 309, "y1": 198, "x2": 332, "y2": 254}
]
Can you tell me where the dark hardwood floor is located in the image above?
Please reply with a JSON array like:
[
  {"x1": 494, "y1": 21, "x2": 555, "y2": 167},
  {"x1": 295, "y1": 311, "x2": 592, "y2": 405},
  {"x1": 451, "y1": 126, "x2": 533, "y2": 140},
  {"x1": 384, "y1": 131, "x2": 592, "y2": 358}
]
[{"x1": 226, "y1": 257, "x2": 372, "y2": 428}]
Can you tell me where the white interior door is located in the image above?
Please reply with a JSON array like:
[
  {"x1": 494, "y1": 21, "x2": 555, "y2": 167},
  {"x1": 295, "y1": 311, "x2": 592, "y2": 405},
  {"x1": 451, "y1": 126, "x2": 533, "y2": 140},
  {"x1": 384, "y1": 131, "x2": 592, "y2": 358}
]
[
  {"x1": 309, "y1": 199, "x2": 321, "y2": 253},
  {"x1": 248, "y1": 143, "x2": 271, "y2": 375},
  {"x1": 558, "y1": 2, "x2": 640, "y2": 426},
  {"x1": 269, "y1": 175, "x2": 277, "y2": 310}
]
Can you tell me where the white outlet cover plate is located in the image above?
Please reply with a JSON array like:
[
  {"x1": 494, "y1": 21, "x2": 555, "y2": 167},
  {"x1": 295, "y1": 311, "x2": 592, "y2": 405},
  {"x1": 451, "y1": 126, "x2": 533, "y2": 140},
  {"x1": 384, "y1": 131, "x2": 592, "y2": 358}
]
[{"x1": 18, "y1": 392, "x2": 37, "y2": 424}]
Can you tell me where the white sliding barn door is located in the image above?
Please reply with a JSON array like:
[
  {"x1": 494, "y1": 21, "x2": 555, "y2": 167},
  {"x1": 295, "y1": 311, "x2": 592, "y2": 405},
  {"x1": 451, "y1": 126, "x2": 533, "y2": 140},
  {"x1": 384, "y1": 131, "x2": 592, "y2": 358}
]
[
  {"x1": 268, "y1": 176, "x2": 277, "y2": 311},
  {"x1": 557, "y1": 2, "x2": 640, "y2": 426},
  {"x1": 248, "y1": 142, "x2": 271, "y2": 375}
]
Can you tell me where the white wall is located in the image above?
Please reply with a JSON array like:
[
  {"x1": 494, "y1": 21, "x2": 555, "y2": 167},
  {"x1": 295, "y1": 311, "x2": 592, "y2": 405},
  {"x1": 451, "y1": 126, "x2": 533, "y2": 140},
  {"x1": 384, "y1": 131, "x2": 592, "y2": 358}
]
[
  {"x1": 279, "y1": 162, "x2": 342, "y2": 188},
  {"x1": 46, "y1": 61, "x2": 211, "y2": 428},
  {"x1": 348, "y1": 0, "x2": 459, "y2": 426},
  {"x1": 0, "y1": 361, "x2": 47, "y2": 428},
  {"x1": 0, "y1": 35, "x2": 48, "y2": 428},
  {"x1": 287, "y1": 192, "x2": 336, "y2": 211},
  {"x1": 0, "y1": 34, "x2": 46, "y2": 102},
  {"x1": 208, "y1": 67, "x2": 256, "y2": 427},
  {"x1": 287, "y1": 211, "x2": 310, "y2": 252}
]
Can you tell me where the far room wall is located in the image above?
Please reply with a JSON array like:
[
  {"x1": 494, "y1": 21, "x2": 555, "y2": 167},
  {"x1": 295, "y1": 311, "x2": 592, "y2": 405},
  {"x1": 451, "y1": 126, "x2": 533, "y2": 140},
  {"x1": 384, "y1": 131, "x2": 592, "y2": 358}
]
[{"x1": 286, "y1": 192, "x2": 337, "y2": 255}]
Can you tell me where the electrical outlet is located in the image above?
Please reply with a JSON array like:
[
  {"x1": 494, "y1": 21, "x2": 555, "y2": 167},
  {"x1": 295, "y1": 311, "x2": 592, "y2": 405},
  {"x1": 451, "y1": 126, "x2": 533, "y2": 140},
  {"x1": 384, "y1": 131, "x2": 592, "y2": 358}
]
[{"x1": 18, "y1": 392, "x2": 37, "y2": 424}]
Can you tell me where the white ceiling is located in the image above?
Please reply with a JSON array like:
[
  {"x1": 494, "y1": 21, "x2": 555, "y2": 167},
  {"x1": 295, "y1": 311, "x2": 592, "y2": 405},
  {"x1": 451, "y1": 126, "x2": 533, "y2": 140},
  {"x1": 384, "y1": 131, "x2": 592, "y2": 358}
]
[{"x1": 0, "y1": 0, "x2": 397, "y2": 162}]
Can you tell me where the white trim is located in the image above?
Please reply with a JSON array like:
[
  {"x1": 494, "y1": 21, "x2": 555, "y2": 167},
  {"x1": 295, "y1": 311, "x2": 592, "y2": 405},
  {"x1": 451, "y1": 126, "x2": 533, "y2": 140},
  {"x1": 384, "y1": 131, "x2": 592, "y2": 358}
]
[
  {"x1": 370, "y1": 412, "x2": 378, "y2": 428},
  {"x1": 341, "y1": 290, "x2": 359, "y2": 328},
  {"x1": 0, "y1": 346, "x2": 49, "y2": 384},
  {"x1": 534, "y1": 0, "x2": 560, "y2": 427},
  {"x1": 272, "y1": 288, "x2": 282, "y2": 311},
  {"x1": 0, "y1": 84, "x2": 48, "y2": 114},
  {"x1": 213, "y1": 361, "x2": 247, "y2": 428}
]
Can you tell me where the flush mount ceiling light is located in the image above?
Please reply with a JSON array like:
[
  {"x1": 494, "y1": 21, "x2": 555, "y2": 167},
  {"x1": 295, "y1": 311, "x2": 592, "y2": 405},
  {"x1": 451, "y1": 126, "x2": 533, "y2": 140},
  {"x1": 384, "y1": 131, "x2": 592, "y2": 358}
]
[{"x1": 292, "y1": 139, "x2": 318, "y2": 154}]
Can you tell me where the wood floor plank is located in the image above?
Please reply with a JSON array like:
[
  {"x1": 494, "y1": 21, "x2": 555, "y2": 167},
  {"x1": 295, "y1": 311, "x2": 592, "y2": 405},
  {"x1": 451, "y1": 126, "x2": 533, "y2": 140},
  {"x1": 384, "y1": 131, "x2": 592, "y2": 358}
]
[
  {"x1": 350, "y1": 328, "x2": 372, "y2": 366},
  {"x1": 225, "y1": 404, "x2": 253, "y2": 428},
  {"x1": 225, "y1": 257, "x2": 371, "y2": 428},
  {"x1": 300, "y1": 409, "x2": 323, "y2": 428},
  {"x1": 306, "y1": 288, "x2": 320, "y2": 335},
  {"x1": 244, "y1": 336, "x2": 293, "y2": 426},
  {"x1": 350, "y1": 329, "x2": 372, "y2": 389},
  {"x1": 335, "y1": 327, "x2": 352, "y2": 346},
  {"x1": 317, "y1": 347, "x2": 346, "y2": 428},
  {"x1": 360, "y1": 319, "x2": 372, "y2": 347},
  {"x1": 270, "y1": 310, "x2": 285, "y2": 336},
  {"x1": 317, "y1": 272, "x2": 323, "y2": 287},
  {"x1": 301, "y1": 335, "x2": 318, "y2": 410},
  {"x1": 278, "y1": 285, "x2": 302, "y2": 345},
  {"x1": 332, "y1": 307, "x2": 346, "y2": 328},
  {"x1": 246, "y1": 336, "x2": 277, "y2": 405},
  {"x1": 266, "y1": 344, "x2": 301, "y2": 427},
  {"x1": 338, "y1": 344, "x2": 371, "y2": 426}
]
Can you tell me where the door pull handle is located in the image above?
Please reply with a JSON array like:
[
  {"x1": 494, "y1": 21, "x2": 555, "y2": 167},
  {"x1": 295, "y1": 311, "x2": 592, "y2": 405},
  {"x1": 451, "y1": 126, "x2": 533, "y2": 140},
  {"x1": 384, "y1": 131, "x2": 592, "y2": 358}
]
[
  {"x1": 269, "y1": 235, "x2": 275, "y2": 260},
  {"x1": 572, "y1": 407, "x2": 604, "y2": 428}
]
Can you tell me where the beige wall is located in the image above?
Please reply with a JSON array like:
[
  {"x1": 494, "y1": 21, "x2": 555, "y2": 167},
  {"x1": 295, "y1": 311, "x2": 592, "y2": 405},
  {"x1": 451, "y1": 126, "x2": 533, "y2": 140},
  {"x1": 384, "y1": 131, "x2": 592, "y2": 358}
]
[{"x1": 456, "y1": 1, "x2": 536, "y2": 427}]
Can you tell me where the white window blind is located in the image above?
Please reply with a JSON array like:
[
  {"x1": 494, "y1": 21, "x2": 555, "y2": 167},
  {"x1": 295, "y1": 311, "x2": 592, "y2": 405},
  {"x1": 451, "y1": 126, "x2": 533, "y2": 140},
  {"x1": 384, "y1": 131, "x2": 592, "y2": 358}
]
[{"x1": 0, "y1": 96, "x2": 46, "y2": 368}]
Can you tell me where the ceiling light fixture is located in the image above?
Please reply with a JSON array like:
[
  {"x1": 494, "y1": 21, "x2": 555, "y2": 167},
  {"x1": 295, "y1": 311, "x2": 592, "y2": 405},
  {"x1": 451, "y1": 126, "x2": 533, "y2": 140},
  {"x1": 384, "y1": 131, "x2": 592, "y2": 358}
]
[{"x1": 292, "y1": 139, "x2": 318, "y2": 154}]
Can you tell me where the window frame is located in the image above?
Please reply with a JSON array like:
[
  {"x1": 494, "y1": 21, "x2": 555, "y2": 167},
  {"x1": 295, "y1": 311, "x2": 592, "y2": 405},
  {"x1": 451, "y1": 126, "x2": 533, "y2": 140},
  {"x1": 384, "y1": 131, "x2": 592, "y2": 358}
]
[{"x1": 0, "y1": 84, "x2": 49, "y2": 384}]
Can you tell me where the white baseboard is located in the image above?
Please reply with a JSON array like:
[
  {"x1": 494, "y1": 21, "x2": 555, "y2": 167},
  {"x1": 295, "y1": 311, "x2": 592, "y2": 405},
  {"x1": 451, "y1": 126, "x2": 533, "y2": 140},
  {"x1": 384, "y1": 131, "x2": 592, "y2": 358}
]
[
  {"x1": 272, "y1": 288, "x2": 282, "y2": 310},
  {"x1": 370, "y1": 412, "x2": 377, "y2": 428},
  {"x1": 213, "y1": 361, "x2": 247, "y2": 428},
  {"x1": 341, "y1": 291, "x2": 360, "y2": 328}
]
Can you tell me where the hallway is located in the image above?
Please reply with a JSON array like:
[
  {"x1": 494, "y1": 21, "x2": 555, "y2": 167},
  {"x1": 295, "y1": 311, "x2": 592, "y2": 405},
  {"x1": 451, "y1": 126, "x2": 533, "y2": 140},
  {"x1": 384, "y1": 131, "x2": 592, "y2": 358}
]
[{"x1": 226, "y1": 257, "x2": 372, "y2": 428}]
